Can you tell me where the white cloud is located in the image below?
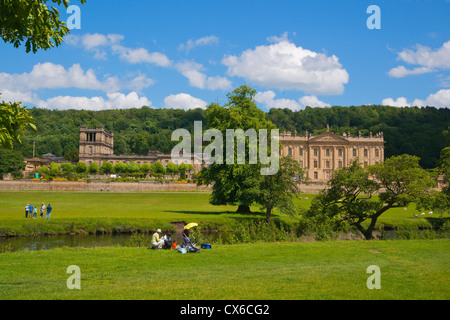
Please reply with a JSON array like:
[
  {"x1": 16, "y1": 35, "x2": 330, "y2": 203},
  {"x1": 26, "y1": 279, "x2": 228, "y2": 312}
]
[
  {"x1": 388, "y1": 66, "x2": 433, "y2": 78},
  {"x1": 175, "y1": 61, "x2": 232, "y2": 90},
  {"x1": 255, "y1": 90, "x2": 330, "y2": 110},
  {"x1": 65, "y1": 33, "x2": 124, "y2": 60},
  {"x1": 255, "y1": 91, "x2": 301, "y2": 110},
  {"x1": 0, "y1": 62, "x2": 154, "y2": 94},
  {"x1": 412, "y1": 89, "x2": 450, "y2": 108},
  {"x1": 66, "y1": 33, "x2": 171, "y2": 66},
  {"x1": 0, "y1": 89, "x2": 152, "y2": 111},
  {"x1": 0, "y1": 89, "x2": 41, "y2": 105},
  {"x1": 112, "y1": 45, "x2": 171, "y2": 67},
  {"x1": 299, "y1": 95, "x2": 331, "y2": 108},
  {"x1": 382, "y1": 89, "x2": 450, "y2": 108},
  {"x1": 164, "y1": 93, "x2": 208, "y2": 110},
  {"x1": 388, "y1": 41, "x2": 450, "y2": 77},
  {"x1": 381, "y1": 97, "x2": 410, "y2": 108},
  {"x1": 266, "y1": 32, "x2": 290, "y2": 43},
  {"x1": 179, "y1": 35, "x2": 219, "y2": 53},
  {"x1": 40, "y1": 92, "x2": 151, "y2": 111},
  {"x1": 222, "y1": 40, "x2": 349, "y2": 95},
  {"x1": 0, "y1": 62, "x2": 103, "y2": 91},
  {"x1": 397, "y1": 41, "x2": 450, "y2": 69}
]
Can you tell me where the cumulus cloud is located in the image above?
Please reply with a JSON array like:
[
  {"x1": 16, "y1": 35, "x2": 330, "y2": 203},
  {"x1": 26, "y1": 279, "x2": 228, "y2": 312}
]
[
  {"x1": 382, "y1": 89, "x2": 450, "y2": 108},
  {"x1": 388, "y1": 41, "x2": 450, "y2": 77},
  {"x1": 255, "y1": 90, "x2": 330, "y2": 110},
  {"x1": 179, "y1": 35, "x2": 219, "y2": 53},
  {"x1": 0, "y1": 62, "x2": 154, "y2": 94},
  {"x1": 222, "y1": 40, "x2": 349, "y2": 95},
  {"x1": 175, "y1": 61, "x2": 232, "y2": 90},
  {"x1": 0, "y1": 62, "x2": 103, "y2": 91},
  {"x1": 397, "y1": 41, "x2": 450, "y2": 69},
  {"x1": 65, "y1": 33, "x2": 124, "y2": 60},
  {"x1": 388, "y1": 66, "x2": 432, "y2": 78},
  {"x1": 1, "y1": 89, "x2": 152, "y2": 111},
  {"x1": 66, "y1": 32, "x2": 171, "y2": 66},
  {"x1": 112, "y1": 45, "x2": 171, "y2": 67},
  {"x1": 164, "y1": 93, "x2": 208, "y2": 110},
  {"x1": 381, "y1": 97, "x2": 410, "y2": 108}
]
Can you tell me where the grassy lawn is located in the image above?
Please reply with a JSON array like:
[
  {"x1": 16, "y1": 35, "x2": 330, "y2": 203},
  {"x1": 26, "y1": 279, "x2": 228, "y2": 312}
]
[
  {"x1": 0, "y1": 240, "x2": 448, "y2": 300},
  {"x1": 0, "y1": 191, "x2": 441, "y2": 237}
]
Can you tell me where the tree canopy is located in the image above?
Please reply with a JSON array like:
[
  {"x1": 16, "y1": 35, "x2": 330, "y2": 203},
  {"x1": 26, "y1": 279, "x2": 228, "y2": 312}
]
[
  {"x1": 307, "y1": 155, "x2": 438, "y2": 240},
  {"x1": 0, "y1": 97, "x2": 36, "y2": 149},
  {"x1": 197, "y1": 85, "x2": 278, "y2": 213},
  {"x1": 1, "y1": 0, "x2": 86, "y2": 53},
  {"x1": 10, "y1": 104, "x2": 449, "y2": 169}
]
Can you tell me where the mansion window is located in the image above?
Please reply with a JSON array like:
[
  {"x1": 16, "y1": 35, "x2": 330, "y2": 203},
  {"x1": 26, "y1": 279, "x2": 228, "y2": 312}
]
[
  {"x1": 299, "y1": 148, "x2": 303, "y2": 156},
  {"x1": 353, "y1": 149, "x2": 357, "y2": 157},
  {"x1": 338, "y1": 148, "x2": 343, "y2": 157},
  {"x1": 326, "y1": 148, "x2": 330, "y2": 157},
  {"x1": 288, "y1": 148, "x2": 292, "y2": 156},
  {"x1": 338, "y1": 161, "x2": 343, "y2": 168},
  {"x1": 314, "y1": 160, "x2": 318, "y2": 168},
  {"x1": 314, "y1": 172, "x2": 318, "y2": 180},
  {"x1": 299, "y1": 160, "x2": 303, "y2": 168},
  {"x1": 326, "y1": 160, "x2": 330, "y2": 169},
  {"x1": 364, "y1": 149, "x2": 368, "y2": 157},
  {"x1": 375, "y1": 149, "x2": 379, "y2": 157},
  {"x1": 314, "y1": 148, "x2": 318, "y2": 156},
  {"x1": 364, "y1": 161, "x2": 368, "y2": 167},
  {"x1": 89, "y1": 146, "x2": 93, "y2": 155}
]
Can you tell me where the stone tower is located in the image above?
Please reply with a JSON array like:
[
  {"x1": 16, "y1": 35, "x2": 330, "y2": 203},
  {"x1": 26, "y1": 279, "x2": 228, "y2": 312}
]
[{"x1": 79, "y1": 126, "x2": 114, "y2": 165}]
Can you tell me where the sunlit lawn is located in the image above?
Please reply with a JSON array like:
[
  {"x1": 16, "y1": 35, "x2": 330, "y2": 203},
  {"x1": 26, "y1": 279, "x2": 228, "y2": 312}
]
[
  {"x1": 0, "y1": 191, "x2": 439, "y2": 232},
  {"x1": 0, "y1": 240, "x2": 448, "y2": 300}
]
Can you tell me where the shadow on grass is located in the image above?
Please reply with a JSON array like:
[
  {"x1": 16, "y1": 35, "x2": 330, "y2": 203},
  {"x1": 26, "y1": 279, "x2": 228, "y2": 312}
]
[
  {"x1": 163, "y1": 210, "x2": 266, "y2": 218},
  {"x1": 425, "y1": 217, "x2": 450, "y2": 229}
]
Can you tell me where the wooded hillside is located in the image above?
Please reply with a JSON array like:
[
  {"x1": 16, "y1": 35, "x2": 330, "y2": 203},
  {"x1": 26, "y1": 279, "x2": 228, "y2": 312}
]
[{"x1": 13, "y1": 105, "x2": 450, "y2": 169}]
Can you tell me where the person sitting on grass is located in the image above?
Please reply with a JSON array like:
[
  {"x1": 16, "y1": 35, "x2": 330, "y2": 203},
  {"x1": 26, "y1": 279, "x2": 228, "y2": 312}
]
[
  {"x1": 163, "y1": 233, "x2": 173, "y2": 249},
  {"x1": 151, "y1": 229, "x2": 164, "y2": 250}
]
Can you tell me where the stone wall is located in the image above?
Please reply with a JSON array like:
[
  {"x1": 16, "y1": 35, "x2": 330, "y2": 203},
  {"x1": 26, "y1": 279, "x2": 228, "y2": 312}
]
[
  {"x1": 0, "y1": 180, "x2": 212, "y2": 192},
  {"x1": 0, "y1": 180, "x2": 327, "y2": 194}
]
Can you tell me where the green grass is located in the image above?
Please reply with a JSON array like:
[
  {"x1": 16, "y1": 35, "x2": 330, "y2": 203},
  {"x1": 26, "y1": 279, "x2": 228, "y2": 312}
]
[
  {"x1": 0, "y1": 240, "x2": 448, "y2": 300},
  {"x1": 0, "y1": 191, "x2": 444, "y2": 237}
]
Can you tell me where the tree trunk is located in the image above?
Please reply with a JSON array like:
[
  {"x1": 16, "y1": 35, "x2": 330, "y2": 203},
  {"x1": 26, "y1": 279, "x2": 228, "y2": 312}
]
[
  {"x1": 266, "y1": 199, "x2": 272, "y2": 222},
  {"x1": 236, "y1": 205, "x2": 251, "y2": 213}
]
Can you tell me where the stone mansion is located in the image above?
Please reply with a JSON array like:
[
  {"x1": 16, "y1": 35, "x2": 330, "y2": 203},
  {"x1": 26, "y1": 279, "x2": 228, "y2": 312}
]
[{"x1": 78, "y1": 125, "x2": 385, "y2": 183}]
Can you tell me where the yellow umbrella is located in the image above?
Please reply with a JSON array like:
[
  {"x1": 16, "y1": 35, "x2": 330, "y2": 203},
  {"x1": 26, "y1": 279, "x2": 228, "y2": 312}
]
[{"x1": 184, "y1": 223, "x2": 198, "y2": 230}]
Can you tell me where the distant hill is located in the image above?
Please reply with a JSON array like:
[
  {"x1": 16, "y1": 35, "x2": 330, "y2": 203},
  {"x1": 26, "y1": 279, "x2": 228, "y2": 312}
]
[{"x1": 14, "y1": 105, "x2": 450, "y2": 169}]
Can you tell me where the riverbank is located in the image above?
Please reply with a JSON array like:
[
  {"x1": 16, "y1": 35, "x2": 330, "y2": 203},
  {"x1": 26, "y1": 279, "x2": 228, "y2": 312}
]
[{"x1": 1, "y1": 191, "x2": 447, "y2": 238}]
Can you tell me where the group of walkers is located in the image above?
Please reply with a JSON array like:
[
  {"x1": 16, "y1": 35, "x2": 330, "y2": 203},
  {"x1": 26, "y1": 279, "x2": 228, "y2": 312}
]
[{"x1": 25, "y1": 203, "x2": 52, "y2": 219}]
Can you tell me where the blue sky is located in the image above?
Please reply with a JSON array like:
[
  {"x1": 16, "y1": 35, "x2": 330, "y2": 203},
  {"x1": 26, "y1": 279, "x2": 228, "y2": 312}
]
[{"x1": 1, "y1": 0, "x2": 450, "y2": 111}]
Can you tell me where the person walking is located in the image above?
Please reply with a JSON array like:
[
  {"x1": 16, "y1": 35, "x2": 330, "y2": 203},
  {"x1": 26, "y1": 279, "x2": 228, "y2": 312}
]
[
  {"x1": 40, "y1": 203, "x2": 46, "y2": 218},
  {"x1": 28, "y1": 204, "x2": 34, "y2": 219},
  {"x1": 45, "y1": 204, "x2": 52, "y2": 220}
]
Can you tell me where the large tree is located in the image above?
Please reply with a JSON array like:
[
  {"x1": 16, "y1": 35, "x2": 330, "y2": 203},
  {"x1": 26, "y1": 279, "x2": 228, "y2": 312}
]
[
  {"x1": 0, "y1": 148, "x2": 25, "y2": 179},
  {"x1": 257, "y1": 156, "x2": 306, "y2": 221},
  {"x1": 0, "y1": 98, "x2": 36, "y2": 149},
  {"x1": 308, "y1": 155, "x2": 437, "y2": 240},
  {"x1": 1, "y1": 0, "x2": 85, "y2": 53},
  {"x1": 1, "y1": 0, "x2": 86, "y2": 148},
  {"x1": 197, "y1": 85, "x2": 277, "y2": 213}
]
